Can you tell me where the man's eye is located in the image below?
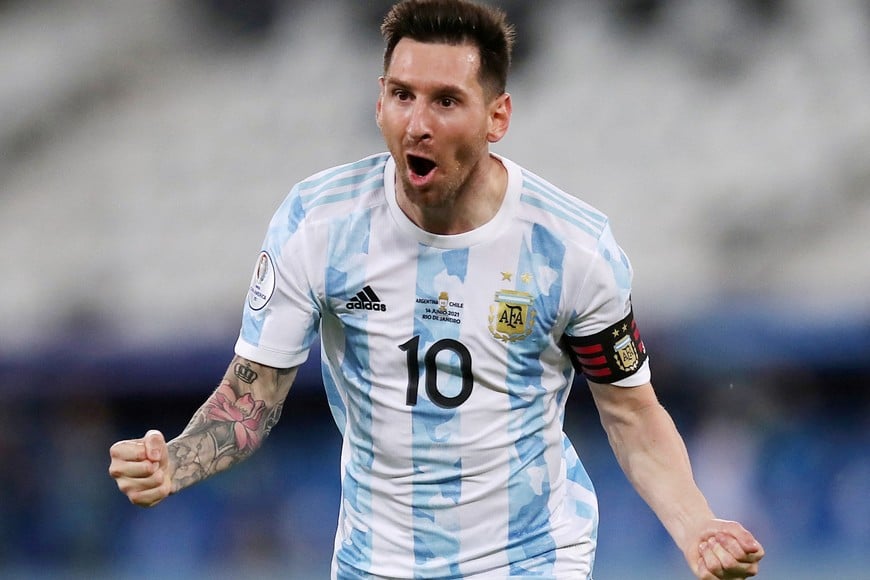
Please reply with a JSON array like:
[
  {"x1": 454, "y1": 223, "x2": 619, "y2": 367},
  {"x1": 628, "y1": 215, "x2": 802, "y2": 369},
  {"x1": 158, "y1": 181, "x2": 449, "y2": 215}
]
[
  {"x1": 440, "y1": 98, "x2": 455, "y2": 107},
  {"x1": 394, "y1": 90, "x2": 411, "y2": 100}
]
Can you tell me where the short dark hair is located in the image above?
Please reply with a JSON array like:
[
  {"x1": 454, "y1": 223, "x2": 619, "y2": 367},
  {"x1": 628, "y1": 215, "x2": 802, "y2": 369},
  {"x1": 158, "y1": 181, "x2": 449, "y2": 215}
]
[{"x1": 381, "y1": 0, "x2": 515, "y2": 98}]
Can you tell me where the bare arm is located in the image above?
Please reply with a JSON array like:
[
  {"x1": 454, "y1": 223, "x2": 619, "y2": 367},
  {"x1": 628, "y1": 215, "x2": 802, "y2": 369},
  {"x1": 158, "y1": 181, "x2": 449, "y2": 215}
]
[
  {"x1": 167, "y1": 355, "x2": 297, "y2": 492},
  {"x1": 589, "y1": 381, "x2": 763, "y2": 579},
  {"x1": 109, "y1": 355, "x2": 298, "y2": 506}
]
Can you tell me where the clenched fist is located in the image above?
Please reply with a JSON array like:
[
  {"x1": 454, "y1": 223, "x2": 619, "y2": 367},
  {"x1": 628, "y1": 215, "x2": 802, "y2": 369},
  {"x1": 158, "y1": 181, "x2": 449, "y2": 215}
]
[{"x1": 108, "y1": 429, "x2": 172, "y2": 507}]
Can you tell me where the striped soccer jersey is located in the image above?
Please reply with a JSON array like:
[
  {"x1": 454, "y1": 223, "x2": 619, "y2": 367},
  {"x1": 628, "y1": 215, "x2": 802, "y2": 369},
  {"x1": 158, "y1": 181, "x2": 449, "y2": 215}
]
[{"x1": 235, "y1": 152, "x2": 650, "y2": 579}]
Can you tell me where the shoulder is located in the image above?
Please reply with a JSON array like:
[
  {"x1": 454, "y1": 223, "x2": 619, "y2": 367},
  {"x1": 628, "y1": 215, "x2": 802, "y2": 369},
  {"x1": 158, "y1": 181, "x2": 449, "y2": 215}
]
[
  {"x1": 272, "y1": 153, "x2": 390, "y2": 233},
  {"x1": 506, "y1": 158, "x2": 611, "y2": 246},
  {"x1": 297, "y1": 152, "x2": 389, "y2": 201},
  {"x1": 503, "y1": 159, "x2": 633, "y2": 295}
]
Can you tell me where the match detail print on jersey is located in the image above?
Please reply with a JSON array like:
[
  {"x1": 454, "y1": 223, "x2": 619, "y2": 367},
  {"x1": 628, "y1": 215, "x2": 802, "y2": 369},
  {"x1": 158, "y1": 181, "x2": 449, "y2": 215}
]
[{"x1": 563, "y1": 309, "x2": 647, "y2": 383}]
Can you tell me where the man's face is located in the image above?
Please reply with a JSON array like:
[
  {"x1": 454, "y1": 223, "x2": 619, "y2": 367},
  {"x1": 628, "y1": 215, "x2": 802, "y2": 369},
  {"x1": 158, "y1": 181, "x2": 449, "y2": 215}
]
[{"x1": 377, "y1": 38, "x2": 509, "y2": 210}]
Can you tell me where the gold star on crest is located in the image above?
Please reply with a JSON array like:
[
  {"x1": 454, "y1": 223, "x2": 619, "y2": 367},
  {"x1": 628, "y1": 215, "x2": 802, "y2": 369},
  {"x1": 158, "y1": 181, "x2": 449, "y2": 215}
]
[
  {"x1": 501, "y1": 271, "x2": 513, "y2": 281},
  {"x1": 521, "y1": 273, "x2": 533, "y2": 284}
]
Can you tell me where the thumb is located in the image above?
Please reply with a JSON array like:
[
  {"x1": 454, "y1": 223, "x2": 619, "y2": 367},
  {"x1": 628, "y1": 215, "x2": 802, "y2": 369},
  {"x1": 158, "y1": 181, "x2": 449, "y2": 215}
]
[{"x1": 143, "y1": 429, "x2": 166, "y2": 463}]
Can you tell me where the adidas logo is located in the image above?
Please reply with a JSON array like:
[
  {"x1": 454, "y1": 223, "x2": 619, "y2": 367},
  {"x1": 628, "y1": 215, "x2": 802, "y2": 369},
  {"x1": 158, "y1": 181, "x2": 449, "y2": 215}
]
[{"x1": 347, "y1": 285, "x2": 387, "y2": 312}]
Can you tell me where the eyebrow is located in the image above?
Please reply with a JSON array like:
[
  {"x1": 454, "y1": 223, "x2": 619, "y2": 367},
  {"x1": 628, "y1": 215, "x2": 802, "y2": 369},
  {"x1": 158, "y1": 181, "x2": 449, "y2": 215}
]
[{"x1": 384, "y1": 75, "x2": 469, "y2": 98}]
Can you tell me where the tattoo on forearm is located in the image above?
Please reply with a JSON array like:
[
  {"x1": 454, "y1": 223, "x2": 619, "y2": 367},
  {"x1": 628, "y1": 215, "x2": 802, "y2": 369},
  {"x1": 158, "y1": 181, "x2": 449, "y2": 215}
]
[
  {"x1": 263, "y1": 401, "x2": 284, "y2": 437},
  {"x1": 234, "y1": 362, "x2": 258, "y2": 384},
  {"x1": 168, "y1": 374, "x2": 284, "y2": 492}
]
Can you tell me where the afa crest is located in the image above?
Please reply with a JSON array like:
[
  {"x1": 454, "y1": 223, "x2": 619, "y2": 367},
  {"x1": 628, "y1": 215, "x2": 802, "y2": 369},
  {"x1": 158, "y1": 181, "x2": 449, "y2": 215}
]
[
  {"x1": 489, "y1": 290, "x2": 536, "y2": 342},
  {"x1": 613, "y1": 334, "x2": 641, "y2": 373}
]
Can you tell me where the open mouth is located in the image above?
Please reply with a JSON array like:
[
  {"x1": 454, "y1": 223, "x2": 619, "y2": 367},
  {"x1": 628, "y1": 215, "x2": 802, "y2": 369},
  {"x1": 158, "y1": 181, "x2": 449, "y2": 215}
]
[{"x1": 407, "y1": 154, "x2": 437, "y2": 178}]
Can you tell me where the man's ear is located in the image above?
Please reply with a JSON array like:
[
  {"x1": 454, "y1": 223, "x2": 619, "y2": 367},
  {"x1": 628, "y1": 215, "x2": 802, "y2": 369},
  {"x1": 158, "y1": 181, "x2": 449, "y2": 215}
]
[
  {"x1": 487, "y1": 92, "x2": 512, "y2": 143},
  {"x1": 375, "y1": 76, "x2": 386, "y2": 129}
]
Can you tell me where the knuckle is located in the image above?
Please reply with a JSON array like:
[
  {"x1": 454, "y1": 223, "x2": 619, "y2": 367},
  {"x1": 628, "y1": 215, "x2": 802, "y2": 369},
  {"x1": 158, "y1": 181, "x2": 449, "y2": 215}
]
[
  {"x1": 109, "y1": 440, "x2": 131, "y2": 456},
  {"x1": 128, "y1": 490, "x2": 151, "y2": 507}
]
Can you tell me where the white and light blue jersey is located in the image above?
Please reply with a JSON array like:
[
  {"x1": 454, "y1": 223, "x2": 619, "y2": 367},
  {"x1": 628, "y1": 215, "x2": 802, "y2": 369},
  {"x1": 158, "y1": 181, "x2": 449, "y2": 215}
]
[{"x1": 235, "y1": 152, "x2": 650, "y2": 579}]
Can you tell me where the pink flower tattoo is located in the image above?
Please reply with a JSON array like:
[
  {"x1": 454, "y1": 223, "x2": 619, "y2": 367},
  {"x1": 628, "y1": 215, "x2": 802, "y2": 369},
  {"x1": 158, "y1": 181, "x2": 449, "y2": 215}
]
[{"x1": 205, "y1": 382, "x2": 267, "y2": 452}]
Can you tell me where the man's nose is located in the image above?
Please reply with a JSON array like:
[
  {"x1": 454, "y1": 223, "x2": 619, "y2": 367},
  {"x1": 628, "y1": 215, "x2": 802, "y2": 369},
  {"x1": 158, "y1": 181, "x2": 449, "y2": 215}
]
[{"x1": 406, "y1": 102, "x2": 432, "y2": 141}]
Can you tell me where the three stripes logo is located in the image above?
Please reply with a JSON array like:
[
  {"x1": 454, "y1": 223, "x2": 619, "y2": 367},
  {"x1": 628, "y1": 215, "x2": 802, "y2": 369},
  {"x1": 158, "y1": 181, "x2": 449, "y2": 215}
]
[{"x1": 347, "y1": 285, "x2": 387, "y2": 312}]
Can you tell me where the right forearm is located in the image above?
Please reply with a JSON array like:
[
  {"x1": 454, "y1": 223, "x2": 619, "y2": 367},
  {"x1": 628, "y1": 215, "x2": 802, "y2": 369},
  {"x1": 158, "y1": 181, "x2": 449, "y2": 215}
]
[
  {"x1": 167, "y1": 357, "x2": 292, "y2": 493},
  {"x1": 166, "y1": 403, "x2": 258, "y2": 493}
]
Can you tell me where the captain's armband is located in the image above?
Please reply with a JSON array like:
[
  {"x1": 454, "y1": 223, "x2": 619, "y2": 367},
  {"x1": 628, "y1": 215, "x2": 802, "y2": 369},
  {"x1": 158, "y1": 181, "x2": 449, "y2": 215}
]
[{"x1": 563, "y1": 309, "x2": 648, "y2": 383}]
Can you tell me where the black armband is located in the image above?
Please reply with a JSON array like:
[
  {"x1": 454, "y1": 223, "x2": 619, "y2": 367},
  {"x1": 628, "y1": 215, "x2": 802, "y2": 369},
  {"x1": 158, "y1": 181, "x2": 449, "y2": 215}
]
[{"x1": 563, "y1": 309, "x2": 648, "y2": 383}]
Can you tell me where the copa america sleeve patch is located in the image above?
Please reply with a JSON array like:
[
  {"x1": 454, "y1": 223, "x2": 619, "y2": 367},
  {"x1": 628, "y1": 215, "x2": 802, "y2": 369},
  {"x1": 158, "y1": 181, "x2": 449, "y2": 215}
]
[
  {"x1": 563, "y1": 309, "x2": 648, "y2": 383},
  {"x1": 247, "y1": 251, "x2": 276, "y2": 311}
]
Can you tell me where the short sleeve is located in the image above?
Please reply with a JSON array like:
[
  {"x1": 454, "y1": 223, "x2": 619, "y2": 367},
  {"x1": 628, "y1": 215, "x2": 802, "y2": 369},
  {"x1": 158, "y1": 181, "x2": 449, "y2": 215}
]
[
  {"x1": 562, "y1": 223, "x2": 650, "y2": 386},
  {"x1": 234, "y1": 189, "x2": 323, "y2": 368}
]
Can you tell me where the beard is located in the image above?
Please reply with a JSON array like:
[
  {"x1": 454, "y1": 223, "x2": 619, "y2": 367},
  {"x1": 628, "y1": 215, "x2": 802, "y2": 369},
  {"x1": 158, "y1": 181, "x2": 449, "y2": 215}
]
[{"x1": 396, "y1": 145, "x2": 484, "y2": 211}]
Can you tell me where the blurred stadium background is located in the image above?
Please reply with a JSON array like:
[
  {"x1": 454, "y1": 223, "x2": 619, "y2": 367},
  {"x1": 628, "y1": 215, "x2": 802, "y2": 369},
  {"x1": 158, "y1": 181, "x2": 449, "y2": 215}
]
[{"x1": 1, "y1": 0, "x2": 868, "y2": 578}]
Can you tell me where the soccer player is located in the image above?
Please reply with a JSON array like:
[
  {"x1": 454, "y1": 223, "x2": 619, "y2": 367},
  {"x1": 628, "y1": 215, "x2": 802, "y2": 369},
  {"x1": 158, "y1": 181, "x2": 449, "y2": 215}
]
[{"x1": 109, "y1": 1, "x2": 764, "y2": 578}]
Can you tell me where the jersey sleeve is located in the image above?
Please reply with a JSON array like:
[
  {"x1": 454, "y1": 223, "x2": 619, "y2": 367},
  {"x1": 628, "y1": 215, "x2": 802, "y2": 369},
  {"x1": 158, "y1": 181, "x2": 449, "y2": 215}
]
[
  {"x1": 562, "y1": 222, "x2": 650, "y2": 387},
  {"x1": 234, "y1": 188, "x2": 323, "y2": 369}
]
